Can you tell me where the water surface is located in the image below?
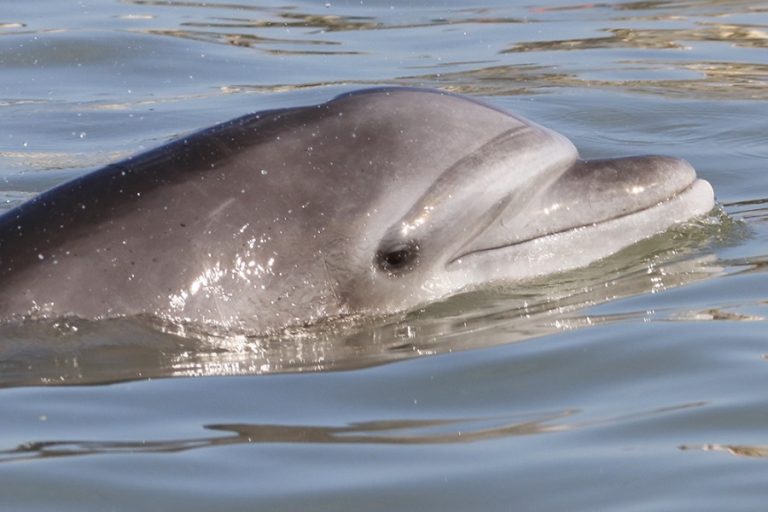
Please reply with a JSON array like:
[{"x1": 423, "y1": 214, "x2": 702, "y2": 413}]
[{"x1": 2, "y1": 1, "x2": 768, "y2": 510}]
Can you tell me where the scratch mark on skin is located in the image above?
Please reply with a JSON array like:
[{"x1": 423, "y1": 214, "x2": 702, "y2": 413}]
[{"x1": 208, "y1": 198, "x2": 237, "y2": 222}]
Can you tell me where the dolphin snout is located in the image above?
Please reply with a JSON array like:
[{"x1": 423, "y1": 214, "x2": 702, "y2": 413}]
[
  {"x1": 458, "y1": 155, "x2": 712, "y2": 255},
  {"x1": 546, "y1": 155, "x2": 700, "y2": 225}
]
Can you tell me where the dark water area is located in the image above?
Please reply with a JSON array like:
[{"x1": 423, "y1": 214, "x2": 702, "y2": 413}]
[{"x1": 1, "y1": 1, "x2": 768, "y2": 510}]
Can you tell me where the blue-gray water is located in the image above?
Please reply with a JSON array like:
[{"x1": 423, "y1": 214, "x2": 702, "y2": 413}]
[{"x1": 2, "y1": 0, "x2": 768, "y2": 510}]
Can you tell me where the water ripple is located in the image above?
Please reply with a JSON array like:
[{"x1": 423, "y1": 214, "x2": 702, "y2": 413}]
[{"x1": 0, "y1": 410, "x2": 574, "y2": 463}]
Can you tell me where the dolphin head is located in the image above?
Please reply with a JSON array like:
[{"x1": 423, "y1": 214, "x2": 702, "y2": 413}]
[{"x1": 311, "y1": 89, "x2": 714, "y2": 317}]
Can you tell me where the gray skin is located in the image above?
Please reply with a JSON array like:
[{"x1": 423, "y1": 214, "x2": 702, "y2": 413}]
[{"x1": 0, "y1": 88, "x2": 714, "y2": 333}]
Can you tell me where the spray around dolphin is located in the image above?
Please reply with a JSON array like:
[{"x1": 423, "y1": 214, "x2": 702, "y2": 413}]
[{"x1": 0, "y1": 88, "x2": 714, "y2": 333}]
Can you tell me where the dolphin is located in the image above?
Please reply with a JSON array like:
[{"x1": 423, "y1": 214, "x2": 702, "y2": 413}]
[{"x1": 0, "y1": 88, "x2": 714, "y2": 333}]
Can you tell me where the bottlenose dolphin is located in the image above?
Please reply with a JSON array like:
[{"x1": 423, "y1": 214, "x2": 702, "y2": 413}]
[{"x1": 0, "y1": 88, "x2": 714, "y2": 333}]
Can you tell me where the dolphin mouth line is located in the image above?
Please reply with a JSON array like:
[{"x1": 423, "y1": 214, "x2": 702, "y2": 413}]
[{"x1": 447, "y1": 179, "x2": 711, "y2": 266}]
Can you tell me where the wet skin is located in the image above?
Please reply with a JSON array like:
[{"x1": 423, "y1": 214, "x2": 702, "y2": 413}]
[{"x1": 0, "y1": 88, "x2": 715, "y2": 332}]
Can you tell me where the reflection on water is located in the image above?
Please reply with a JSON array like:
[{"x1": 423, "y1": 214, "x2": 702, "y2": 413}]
[
  {"x1": 401, "y1": 60, "x2": 768, "y2": 100},
  {"x1": 1, "y1": 399, "x2": 707, "y2": 463},
  {"x1": 727, "y1": 198, "x2": 768, "y2": 225},
  {"x1": 4, "y1": 0, "x2": 761, "y2": 99},
  {"x1": 680, "y1": 444, "x2": 768, "y2": 458},
  {"x1": 146, "y1": 28, "x2": 359, "y2": 55},
  {"x1": 505, "y1": 24, "x2": 768, "y2": 53},
  {"x1": 0, "y1": 411, "x2": 573, "y2": 463}
]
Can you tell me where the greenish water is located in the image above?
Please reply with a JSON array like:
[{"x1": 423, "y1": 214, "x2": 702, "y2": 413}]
[{"x1": 2, "y1": 1, "x2": 768, "y2": 510}]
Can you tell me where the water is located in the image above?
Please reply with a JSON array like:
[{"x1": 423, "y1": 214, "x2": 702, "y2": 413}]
[{"x1": 1, "y1": 0, "x2": 768, "y2": 509}]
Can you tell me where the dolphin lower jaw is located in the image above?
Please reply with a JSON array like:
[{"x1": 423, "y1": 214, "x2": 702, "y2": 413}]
[{"x1": 445, "y1": 178, "x2": 715, "y2": 279}]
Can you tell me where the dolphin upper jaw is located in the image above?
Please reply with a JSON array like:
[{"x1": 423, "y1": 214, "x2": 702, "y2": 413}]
[{"x1": 444, "y1": 155, "x2": 715, "y2": 278}]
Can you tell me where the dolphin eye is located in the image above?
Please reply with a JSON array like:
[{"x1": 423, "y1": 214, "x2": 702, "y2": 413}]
[{"x1": 376, "y1": 241, "x2": 419, "y2": 274}]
